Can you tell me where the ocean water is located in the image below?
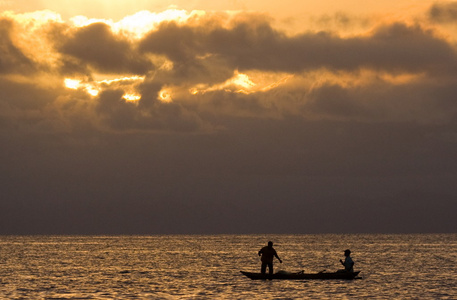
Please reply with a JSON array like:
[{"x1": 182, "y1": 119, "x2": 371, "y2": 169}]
[{"x1": 0, "y1": 234, "x2": 456, "y2": 299}]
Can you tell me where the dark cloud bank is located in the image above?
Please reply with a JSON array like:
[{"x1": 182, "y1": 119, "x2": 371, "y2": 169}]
[{"x1": 1, "y1": 8, "x2": 457, "y2": 234}]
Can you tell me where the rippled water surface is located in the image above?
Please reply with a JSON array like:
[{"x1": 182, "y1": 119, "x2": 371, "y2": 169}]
[{"x1": 0, "y1": 234, "x2": 456, "y2": 299}]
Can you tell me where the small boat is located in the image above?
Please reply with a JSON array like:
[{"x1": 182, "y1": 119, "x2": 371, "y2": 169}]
[{"x1": 240, "y1": 270, "x2": 361, "y2": 280}]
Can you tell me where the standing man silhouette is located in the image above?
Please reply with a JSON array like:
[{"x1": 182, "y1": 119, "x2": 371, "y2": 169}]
[{"x1": 258, "y1": 241, "x2": 282, "y2": 274}]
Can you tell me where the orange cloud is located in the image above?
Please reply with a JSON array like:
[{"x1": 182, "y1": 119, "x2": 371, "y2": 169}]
[{"x1": 1, "y1": 4, "x2": 457, "y2": 134}]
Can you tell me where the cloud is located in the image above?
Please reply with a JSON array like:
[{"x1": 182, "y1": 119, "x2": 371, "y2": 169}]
[
  {"x1": 0, "y1": 18, "x2": 35, "y2": 74},
  {"x1": 313, "y1": 12, "x2": 368, "y2": 29},
  {"x1": 1, "y1": 6, "x2": 457, "y2": 234},
  {"x1": 94, "y1": 87, "x2": 212, "y2": 133},
  {"x1": 304, "y1": 77, "x2": 457, "y2": 123},
  {"x1": 139, "y1": 17, "x2": 457, "y2": 78},
  {"x1": 53, "y1": 22, "x2": 154, "y2": 75},
  {"x1": 0, "y1": 8, "x2": 456, "y2": 137},
  {"x1": 428, "y1": 1, "x2": 457, "y2": 23}
]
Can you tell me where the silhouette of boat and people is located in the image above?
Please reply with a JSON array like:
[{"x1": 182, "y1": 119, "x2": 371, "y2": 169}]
[{"x1": 241, "y1": 241, "x2": 360, "y2": 280}]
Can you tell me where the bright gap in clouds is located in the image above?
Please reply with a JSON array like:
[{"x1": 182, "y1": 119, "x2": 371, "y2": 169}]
[
  {"x1": 123, "y1": 93, "x2": 141, "y2": 102},
  {"x1": 64, "y1": 76, "x2": 145, "y2": 100},
  {"x1": 64, "y1": 78, "x2": 81, "y2": 90},
  {"x1": 158, "y1": 88, "x2": 172, "y2": 103},
  {"x1": 190, "y1": 71, "x2": 293, "y2": 95},
  {"x1": 64, "y1": 78, "x2": 100, "y2": 96},
  {"x1": 70, "y1": 9, "x2": 206, "y2": 38}
]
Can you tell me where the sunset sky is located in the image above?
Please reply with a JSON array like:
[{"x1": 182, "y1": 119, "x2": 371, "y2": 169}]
[{"x1": 1, "y1": 0, "x2": 457, "y2": 234}]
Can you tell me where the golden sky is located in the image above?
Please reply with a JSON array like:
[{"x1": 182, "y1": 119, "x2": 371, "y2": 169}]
[
  {"x1": 0, "y1": 0, "x2": 435, "y2": 34},
  {"x1": 2, "y1": 0, "x2": 424, "y2": 17},
  {"x1": 2, "y1": 0, "x2": 456, "y2": 114},
  {"x1": 1, "y1": 1, "x2": 457, "y2": 233}
]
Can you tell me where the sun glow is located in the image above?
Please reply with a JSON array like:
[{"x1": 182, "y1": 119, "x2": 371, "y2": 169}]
[
  {"x1": 158, "y1": 88, "x2": 172, "y2": 102},
  {"x1": 231, "y1": 72, "x2": 256, "y2": 89},
  {"x1": 64, "y1": 78, "x2": 100, "y2": 96},
  {"x1": 70, "y1": 9, "x2": 206, "y2": 38},
  {"x1": 189, "y1": 71, "x2": 292, "y2": 95},
  {"x1": 96, "y1": 75, "x2": 145, "y2": 85},
  {"x1": 1, "y1": 10, "x2": 64, "y2": 67},
  {"x1": 123, "y1": 93, "x2": 141, "y2": 102},
  {"x1": 189, "y1": 71, "x2": 256, "y2": 95},
  {"x1": 64, "y1": 78, "x2": 81, "y2": 89},
  {"x1": 64, "y1": 75, "x2": 145, "y2": 99},
  {"x1": 2, "y1": 10, "x2": 62, "y2": 27},
  {"x1": 86, "y1": 87, "x2": 100, "y2": 97}
]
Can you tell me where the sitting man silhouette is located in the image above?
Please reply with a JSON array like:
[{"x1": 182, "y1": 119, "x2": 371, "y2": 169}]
[{"x1": 339, "y1": 249, "x2": 354, "y2": 272}]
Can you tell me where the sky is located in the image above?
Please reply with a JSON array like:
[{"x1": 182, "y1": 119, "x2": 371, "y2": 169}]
[{"x1": 1, "y1": 0, "x2": 457, "y2": 234}]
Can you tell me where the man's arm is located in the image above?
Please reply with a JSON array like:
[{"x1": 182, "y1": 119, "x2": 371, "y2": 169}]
[{"x1": 274, "y1": 252, "x2": 282, "y2": 263}]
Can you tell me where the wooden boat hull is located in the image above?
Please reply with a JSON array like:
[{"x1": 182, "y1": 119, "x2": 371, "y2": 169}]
[{"x1": 240, "y1": 270, "x2": 361, "y2": 280}]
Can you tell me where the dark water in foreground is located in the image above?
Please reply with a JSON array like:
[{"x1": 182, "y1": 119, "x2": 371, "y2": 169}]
[{"x1": 0, "y1": 234, "x2": 456, "y2": 299}]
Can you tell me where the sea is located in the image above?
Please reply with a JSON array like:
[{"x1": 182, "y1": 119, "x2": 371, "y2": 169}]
[{"x1": 0, "y1": 234, "x2": 456, "y2": 299}]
